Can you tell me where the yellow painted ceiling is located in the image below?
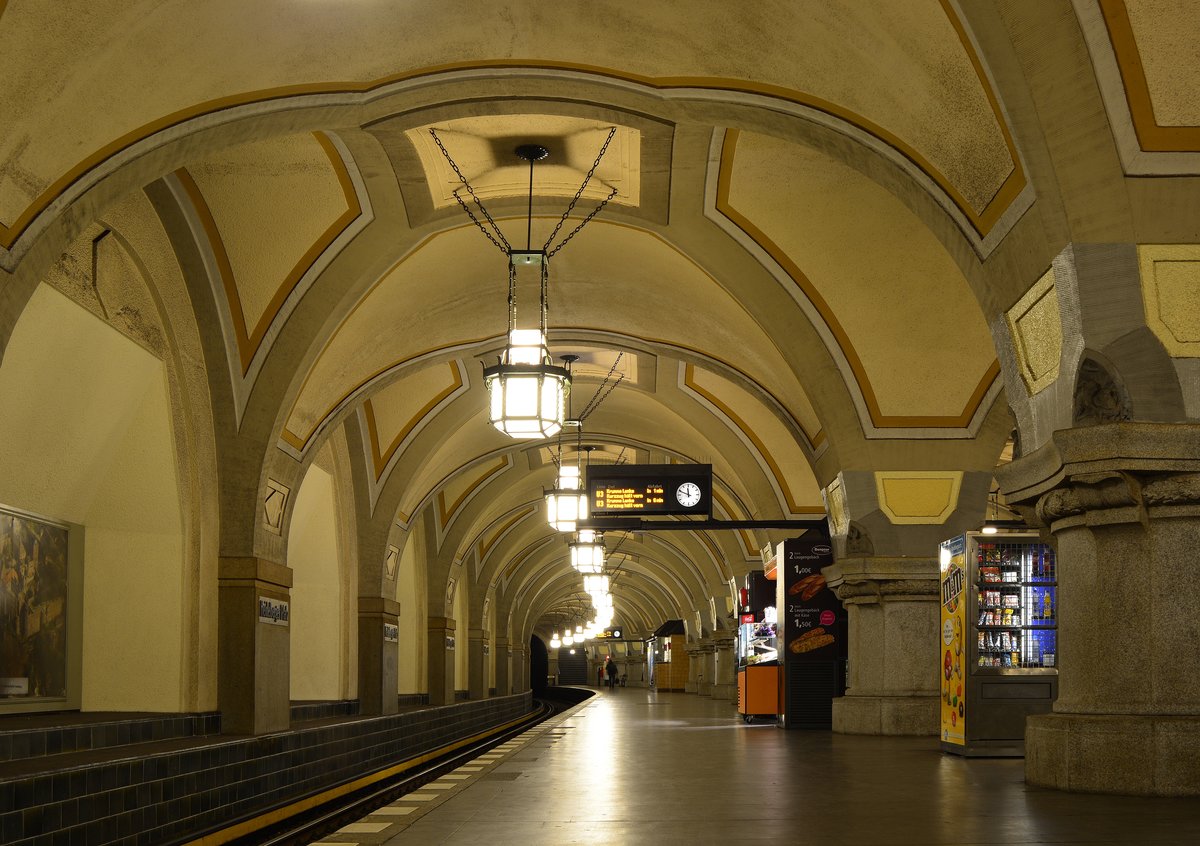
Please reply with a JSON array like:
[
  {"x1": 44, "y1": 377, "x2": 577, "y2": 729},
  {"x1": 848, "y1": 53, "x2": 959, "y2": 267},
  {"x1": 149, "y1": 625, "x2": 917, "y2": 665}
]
[
  {"x1": 725, "y1": 131, "x2": 997, "y2": 422},
  {"x1": 0, "y1": 0, "x2": 1013, "y2": 244},
  {"x1": 1123, "y1": 0, "x2": 1200, "y2": 126}
]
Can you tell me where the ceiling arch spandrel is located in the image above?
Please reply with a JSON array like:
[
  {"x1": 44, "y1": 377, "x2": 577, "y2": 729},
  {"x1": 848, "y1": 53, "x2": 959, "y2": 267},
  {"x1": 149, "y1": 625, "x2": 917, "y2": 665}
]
[
  {"x1": 1, "y1": 0, "x2": 1018, "y2": 250},
  {"x1": 722, "y1": 130, "x2": 1000, "y2": 427},
  {"x1": 682, "y1": 364, "x2": 824, "y2": 515},
  {"x1": 178, "y1": 132, "x2": 360, "y2": 373}
]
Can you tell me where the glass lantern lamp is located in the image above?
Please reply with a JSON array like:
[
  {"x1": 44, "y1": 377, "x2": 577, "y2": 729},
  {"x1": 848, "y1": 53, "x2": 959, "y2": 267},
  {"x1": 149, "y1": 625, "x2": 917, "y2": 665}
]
[
  {"x1": 546, "y1": 463, "x2": 587, "y2": 532},
  {"x1": 571, "y1": 529, "x2": 605, "y2": 573},
  {"x1": 484, "y1": 328, "x2": 570, "y2": 439}
]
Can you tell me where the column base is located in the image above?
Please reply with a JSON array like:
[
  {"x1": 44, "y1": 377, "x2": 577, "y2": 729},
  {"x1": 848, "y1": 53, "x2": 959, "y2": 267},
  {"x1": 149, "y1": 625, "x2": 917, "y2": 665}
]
[
  {"x1": 1026, "y1": 713, "x2": 1200, "y2": 796},
  {"x1": 685, "y1": 682, "x2": 698, "y2": 693},
  {"x1": 711, "y1": 682, "x2": 735, "y2": 701},
  {"x1": 698, "y1": 681, "x2": 713, "y2": 696},
  {"x1": 832, "y1": 694, "x2": 937, "y2": 736}
]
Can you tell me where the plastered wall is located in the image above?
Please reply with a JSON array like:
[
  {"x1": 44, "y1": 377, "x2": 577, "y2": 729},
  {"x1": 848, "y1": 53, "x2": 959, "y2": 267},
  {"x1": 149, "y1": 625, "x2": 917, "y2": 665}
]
[
  {"x1": 0, "y1": 285, "x2": 185, "y2": 711},
  {"x1": 287, "y1": 465, "x2": 344, "y2": 701}
]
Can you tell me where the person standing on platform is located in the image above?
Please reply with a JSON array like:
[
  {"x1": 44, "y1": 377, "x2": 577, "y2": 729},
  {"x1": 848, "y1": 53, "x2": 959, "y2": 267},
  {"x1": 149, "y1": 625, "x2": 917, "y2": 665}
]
[
  {"x1": 597, "y1": 662, "x2": 604, "y2": 688},
  {"x1": 605, "y1": 656, "x2": 618, "y2": 690}
]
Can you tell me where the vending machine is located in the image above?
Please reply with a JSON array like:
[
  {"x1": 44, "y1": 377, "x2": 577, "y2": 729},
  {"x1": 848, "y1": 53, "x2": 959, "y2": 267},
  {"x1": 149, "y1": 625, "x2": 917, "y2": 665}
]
[{"x1": 939, "y1": 532, "x2": 1058, "y2": 756}]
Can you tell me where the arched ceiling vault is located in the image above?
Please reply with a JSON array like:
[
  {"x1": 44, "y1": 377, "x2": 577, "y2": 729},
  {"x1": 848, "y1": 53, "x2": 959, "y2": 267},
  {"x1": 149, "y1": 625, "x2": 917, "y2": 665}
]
[{"x1": 1, "y1": 0, "x2": 1096, "y2": 638}]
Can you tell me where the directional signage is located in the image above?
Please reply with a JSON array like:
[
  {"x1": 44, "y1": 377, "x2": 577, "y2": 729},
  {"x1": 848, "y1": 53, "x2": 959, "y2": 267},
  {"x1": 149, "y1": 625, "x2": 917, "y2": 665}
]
[{"x1": 587, "y1": 464, "x2": 712, "y2": 517}]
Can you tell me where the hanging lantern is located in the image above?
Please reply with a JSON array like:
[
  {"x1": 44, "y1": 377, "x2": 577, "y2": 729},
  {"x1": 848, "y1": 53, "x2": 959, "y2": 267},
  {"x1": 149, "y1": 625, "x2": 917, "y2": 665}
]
[
  {"x1": 546, "y1": 463, "x2": 588, "y2": 531},
  {"x1": 549, "y1": 630, "x2": 562, "y2": 649},
  {"x1": 571, "y1": 530, "x2": 605, "y2": 573},
  {"x1": 484, "y1": 328, "x2": 570, "y2": 439}
]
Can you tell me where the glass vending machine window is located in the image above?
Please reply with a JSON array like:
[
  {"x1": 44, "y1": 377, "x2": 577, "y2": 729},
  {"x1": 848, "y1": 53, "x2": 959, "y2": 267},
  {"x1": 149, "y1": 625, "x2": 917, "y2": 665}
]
[
  {"x1": 738, "y1": 621, "x2": 778, "y2": 666},
  {"x1": 975, "y1": 540, "x2": 1056, "y2": 669}
]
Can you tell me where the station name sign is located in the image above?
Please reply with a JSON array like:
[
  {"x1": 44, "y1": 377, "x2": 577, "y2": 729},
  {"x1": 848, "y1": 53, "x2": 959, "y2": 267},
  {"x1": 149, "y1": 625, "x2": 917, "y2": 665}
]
[{"x1": 587, "y1": 464, "x2": 712, "y2": 517}]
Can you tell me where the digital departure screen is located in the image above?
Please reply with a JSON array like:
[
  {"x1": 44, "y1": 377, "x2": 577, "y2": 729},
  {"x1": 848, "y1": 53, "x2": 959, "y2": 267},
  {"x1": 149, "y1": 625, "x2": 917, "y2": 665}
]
[{"x1": 587, "y1": 464, "x2": 712, "y2": 517}]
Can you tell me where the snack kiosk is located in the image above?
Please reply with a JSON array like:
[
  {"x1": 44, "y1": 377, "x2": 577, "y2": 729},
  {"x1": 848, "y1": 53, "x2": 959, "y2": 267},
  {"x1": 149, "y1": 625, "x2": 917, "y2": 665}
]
[{"x1": 736, "y1": 571, "x2": 779, "y2": 722}]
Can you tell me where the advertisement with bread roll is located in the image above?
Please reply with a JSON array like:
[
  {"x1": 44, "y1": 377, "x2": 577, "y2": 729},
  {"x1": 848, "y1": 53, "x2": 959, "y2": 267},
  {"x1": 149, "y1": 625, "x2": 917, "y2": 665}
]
[{"x1": 775, "y1": 533, "x2": 846, "y2": 728}]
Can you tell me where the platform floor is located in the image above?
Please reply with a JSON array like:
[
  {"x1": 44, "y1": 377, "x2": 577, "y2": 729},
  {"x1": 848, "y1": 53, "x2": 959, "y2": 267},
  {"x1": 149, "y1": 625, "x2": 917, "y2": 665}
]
[{"x1": 314, "y1": 688, "x2": 1200, "y2": 846}]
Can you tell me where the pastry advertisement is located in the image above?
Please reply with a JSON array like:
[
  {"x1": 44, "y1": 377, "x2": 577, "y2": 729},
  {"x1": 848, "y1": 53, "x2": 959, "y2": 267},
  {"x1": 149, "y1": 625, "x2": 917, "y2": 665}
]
[
  {"x1": 939, "y1": 535, "x2": 967, "y2": 747},
  {"x1": 776, "y1": 537, "x2": 842, "y2": 661}
]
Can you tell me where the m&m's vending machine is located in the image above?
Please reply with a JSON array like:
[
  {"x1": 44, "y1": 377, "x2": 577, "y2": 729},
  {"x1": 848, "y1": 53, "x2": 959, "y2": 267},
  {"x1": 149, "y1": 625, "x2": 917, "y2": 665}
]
[{"x1": 939, "y1": 532, "x2": 1058, "y2": 756}]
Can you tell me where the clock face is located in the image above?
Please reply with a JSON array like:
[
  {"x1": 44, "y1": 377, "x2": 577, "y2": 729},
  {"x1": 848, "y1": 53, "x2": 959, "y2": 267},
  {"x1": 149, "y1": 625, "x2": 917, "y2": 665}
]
[{"x1": 676, "y1": 482, "x2": 702, "y2": 508}]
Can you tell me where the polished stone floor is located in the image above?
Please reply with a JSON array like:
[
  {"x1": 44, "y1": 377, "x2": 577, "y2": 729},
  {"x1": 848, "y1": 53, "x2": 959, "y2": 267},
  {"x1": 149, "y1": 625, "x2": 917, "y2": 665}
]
[{"x1": 313, "y1": 688, "x2": 1200, "y2": 846}]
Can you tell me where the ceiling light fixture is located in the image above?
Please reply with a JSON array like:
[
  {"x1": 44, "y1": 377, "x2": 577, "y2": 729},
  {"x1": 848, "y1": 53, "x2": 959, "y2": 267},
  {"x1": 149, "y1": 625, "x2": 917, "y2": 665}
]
[{"x1": 430, "y1": 128, "x2": 618, "y2": 440}]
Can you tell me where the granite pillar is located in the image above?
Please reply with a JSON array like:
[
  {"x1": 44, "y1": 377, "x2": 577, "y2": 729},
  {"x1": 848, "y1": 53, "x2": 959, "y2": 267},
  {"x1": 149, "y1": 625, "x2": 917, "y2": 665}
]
[
  {"x1": 218, "y1": 557, "x2": 292, "y2": 735},
  {"x1": 494, "y1": 635, "x2": 510, "y2": 696},
  {"x1": 824, "y1": 557, "x2": 941, "y2": 735},
  {"x1": 1000, "y1": 423, "x2": 1200, "y2": 796},
  {"x1": 467, "y1": 628, "x2": 488, "y2": 700},
  {"x1": 426, "y1": 616, "x2": 456, "y2": 705},
  {"x1": 357, "y1": 597, "x2": 400, "y2": 716},
  {"x1": 712, "y1": 636, "x2": 737, "y2": 701}
]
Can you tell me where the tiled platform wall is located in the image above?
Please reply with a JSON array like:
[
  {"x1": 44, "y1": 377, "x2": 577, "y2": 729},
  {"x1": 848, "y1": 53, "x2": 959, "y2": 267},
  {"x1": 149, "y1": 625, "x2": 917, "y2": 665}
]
[{"x1": 0, "y1": 692, "x2": 532, "y2": 846}]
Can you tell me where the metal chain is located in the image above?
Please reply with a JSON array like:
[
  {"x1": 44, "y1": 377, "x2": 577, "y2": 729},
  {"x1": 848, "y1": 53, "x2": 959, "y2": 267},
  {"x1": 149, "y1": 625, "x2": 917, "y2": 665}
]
[
  {"x1": 546, "y1": 186, "x2": 619, "y2": 260},
  {"x1": 543, "y1": 127, "x2": 618, "y2": 256},
  {"x1": 429, "y1": 128, "x2": 511, "y2": 253},
  {"x1": 578, "y1": 352, "x2": 624, "y2": 420}
]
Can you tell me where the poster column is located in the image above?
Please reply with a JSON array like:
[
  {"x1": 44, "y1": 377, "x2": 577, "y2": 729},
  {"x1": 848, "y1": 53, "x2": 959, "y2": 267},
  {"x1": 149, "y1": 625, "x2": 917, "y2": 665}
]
[
  {"x1": 939, "y1": 535, "x2": 968, "y2": 750},
  {"x1": 776, "y1": 535, "x2": 846, "y2": 729}
]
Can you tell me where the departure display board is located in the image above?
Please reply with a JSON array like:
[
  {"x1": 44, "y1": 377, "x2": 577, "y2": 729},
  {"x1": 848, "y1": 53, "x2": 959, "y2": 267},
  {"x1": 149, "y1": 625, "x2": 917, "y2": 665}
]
[{"x1": 587, "y1": 464, "x2": 712, "y2": 517}]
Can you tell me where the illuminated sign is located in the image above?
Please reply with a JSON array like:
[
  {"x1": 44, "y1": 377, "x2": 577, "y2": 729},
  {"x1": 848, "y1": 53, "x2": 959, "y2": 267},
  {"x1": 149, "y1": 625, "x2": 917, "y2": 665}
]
[{"x1": 587, "y1": 464, "x2": 712, "y2": 516}]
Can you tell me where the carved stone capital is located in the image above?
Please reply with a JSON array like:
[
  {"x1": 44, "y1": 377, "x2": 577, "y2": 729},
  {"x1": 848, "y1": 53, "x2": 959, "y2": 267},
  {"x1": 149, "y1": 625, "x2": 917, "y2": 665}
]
[{"x1": 823, "y1": 557, "x2": 940, "y2": 605}]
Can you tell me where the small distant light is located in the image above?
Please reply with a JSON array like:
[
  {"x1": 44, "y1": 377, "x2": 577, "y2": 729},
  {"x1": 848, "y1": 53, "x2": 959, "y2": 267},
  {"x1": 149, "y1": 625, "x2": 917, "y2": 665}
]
[
  {"x1": 981, "y1": 525, "x2": 999, "y2": 535},
  {"x1": 569, "y1": 648, "x2": 576, "y2": 654}
]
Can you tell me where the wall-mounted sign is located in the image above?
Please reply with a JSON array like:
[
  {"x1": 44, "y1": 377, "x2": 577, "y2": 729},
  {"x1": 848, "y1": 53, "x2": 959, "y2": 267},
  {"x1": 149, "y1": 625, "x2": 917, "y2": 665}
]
[
  {"x1": 258, "y1": 597, "x2": 290, "y2": 626},
  {"x1": 483, "y1": 643, "x2": 490, "y2": 656},
  {"x1": 446, "y1": 636, "x2": 456, "y2": 650},
  {"x1": 587, "y1": 464, "x2": 712, "y2": 517},
  {"x1": 383, "y1": 623, "x2": 399, "y2": 643}
]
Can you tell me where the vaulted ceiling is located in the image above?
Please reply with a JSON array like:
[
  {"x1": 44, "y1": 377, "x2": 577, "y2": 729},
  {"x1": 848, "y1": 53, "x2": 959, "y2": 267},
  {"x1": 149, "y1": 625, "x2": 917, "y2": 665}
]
[{"x1": 3, "y1": 0, "x2": 1196, "y2": 638}]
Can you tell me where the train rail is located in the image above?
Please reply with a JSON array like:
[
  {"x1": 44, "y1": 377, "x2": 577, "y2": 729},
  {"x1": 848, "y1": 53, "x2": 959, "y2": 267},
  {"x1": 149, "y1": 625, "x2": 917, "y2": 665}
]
[{"x1": 187, "y1": 696, "x2": 574, "y2": 846}]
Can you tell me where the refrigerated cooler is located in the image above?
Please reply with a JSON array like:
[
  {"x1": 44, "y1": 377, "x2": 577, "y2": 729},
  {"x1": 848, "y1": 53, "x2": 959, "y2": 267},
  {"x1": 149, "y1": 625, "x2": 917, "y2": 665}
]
[{"x1": 939, "y1": 532, "x2": 1058, "y2": 756}]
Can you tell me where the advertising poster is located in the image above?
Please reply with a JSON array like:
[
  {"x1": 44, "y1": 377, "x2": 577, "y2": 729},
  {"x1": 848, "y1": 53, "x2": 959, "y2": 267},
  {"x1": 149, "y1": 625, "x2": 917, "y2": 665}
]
[
  {"x1": 777, "y1": 537, "x2": 842, "y2": 661},
  {"x1": 939, "y1": 535, "x2": 967, "y2": 747}
]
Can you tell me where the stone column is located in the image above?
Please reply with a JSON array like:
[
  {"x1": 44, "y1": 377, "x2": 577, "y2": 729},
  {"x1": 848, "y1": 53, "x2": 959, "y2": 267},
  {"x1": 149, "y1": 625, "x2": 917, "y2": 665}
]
[
  {"x1": 823, "y1": 557, "x2": 940, "y2": 735},
  {"x1": 697, "y1": 641, "x2": 716, "y2": 696},
  {"x1": 684, "y1": 646, "x2": 701, "y2": 693},
  {"x1": 467, "y1": 628, "x2": 488, "y2": 700},
  {"x1": 357, "y1": 597, "x2": 400, "y2": 716},
  {"x1": 512, "y1": 646, "x2": 527, "y2": 692},
  {"x1": 426, "y1": 616, "x2": 455, "y2": 705},
  {"x1": 218, "y1": 557, "x2": 292, "y2": 735},
  {"x1": 712, "y1": 635, "x2": 737, "y2": 701},
  {"x1": 547, "y1": 650, "x2": 559, "y2": 686},
  {"x1": 494, "y1": 635, "x2": 510, "y2": 696},
  {"x1": 999, "y1": 423, "x2": 1200, "y2": 796}
]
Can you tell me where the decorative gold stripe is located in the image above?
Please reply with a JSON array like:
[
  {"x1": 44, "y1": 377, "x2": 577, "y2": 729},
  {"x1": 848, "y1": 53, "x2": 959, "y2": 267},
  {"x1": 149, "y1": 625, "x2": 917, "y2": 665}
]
[
  {"x1": 1099, "y1": 0, "x2": 1200, "y2": 152},
  {"x1": 1, "y1": 15, "x2": 1020, "y2": 250},
  {"x1": 717, "y1": 130, "x2": 1001, "y2": 429},
  {"x1": 183, "y1": 709, "x2": 536, "y2": 846},
  {"x1": 684, "y1": 364, "x2": 824, "y2": 514},
  {"x1": 438, "y1": 457, "x2": 509, "y2": 527},
  {"x1": 176, "y1": 132, "x2": 360, "y2": 375},
  {"x1": 479, "y1": 506, "x2": 536, "y2": 561},
  {"x1": 367, "y1": 361, "x2": 465, "y2": 478}
]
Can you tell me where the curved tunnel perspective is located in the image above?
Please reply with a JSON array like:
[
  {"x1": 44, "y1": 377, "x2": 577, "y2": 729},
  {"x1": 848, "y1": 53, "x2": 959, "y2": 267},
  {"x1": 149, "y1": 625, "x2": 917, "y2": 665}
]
[{"x1": 3, "y1": 4, "x2": 1200, "y2": 843}]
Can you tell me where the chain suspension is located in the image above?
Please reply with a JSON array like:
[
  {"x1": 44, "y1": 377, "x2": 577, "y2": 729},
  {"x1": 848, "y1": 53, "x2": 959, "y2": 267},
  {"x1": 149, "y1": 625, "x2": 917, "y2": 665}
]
[
  {"x1": 577, "y1": 351, "x2": 625, "y2": 420},
  {"x1": 544, "y1": 127, "x2": 619, "y2": 258},
  {"x1": 429, "y1": 128, "x2": 511, "y2": 254}
]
